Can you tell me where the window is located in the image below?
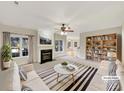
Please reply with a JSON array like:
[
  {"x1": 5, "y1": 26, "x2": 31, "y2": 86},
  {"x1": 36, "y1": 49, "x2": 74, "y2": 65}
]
[
  {"x1": 11, "y1": 35, "x2": 29, "y2": 58},
  {"x1": 55, "y1": 41, "x2": 59, "y2": 52},
  {"x1": 11, "y1": 37, "x2": 20, "y2": 57},
  {"x1": 55, "y1": 40, "x2": 64, "y2": 52},
  {"x1": 60, "y1": 40, "x2": 63, "y2": 51},
  {"x1": 22, "y1": 38, "x2": 29, "y2": 56},
  {"x1": 74, "y1": 42, "x2": 78, "y2": 47}
]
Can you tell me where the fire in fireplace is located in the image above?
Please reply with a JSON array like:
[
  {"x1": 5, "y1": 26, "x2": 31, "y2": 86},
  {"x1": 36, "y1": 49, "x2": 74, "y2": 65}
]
[{"x1": 41, "y1": 49, "x2": 52, "y2": 64}]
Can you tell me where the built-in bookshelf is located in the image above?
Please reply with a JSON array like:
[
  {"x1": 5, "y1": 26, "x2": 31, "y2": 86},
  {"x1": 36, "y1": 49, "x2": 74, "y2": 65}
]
[{"x1": 86, "y1": 33, "x2": 119, "y2": 61}]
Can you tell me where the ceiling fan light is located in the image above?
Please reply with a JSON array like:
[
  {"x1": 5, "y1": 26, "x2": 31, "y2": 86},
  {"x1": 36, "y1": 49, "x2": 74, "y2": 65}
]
[
  {"x1": 61, "y1": 31, "x2": 64, "y2": 35},
  {"x1": 65, "y1": 27, "x2": 68, "y2": 30}
]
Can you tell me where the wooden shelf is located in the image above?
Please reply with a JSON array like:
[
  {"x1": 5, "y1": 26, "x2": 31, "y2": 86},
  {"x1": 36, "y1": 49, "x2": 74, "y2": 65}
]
[
  {"x1": 103, "y1": 39, "x2": 116, "y2": 41},
  {"x1": 103, "y1": 46, "x2": 116, "y2": 48},
  {"x1": 86, "y1": 33, "x2": 118, "y2": 61},
  {"x1": 94, "y1": 45, "x2": 102, "y2": 46}
]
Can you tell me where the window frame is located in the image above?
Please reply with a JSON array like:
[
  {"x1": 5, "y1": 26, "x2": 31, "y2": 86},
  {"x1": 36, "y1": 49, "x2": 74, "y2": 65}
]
[
  {"x1": 55, "y1": 40, "x2": 64, "y2": 53},
  {"x1": 10, "y1": 34, "x2": 29, "y2": 58}
]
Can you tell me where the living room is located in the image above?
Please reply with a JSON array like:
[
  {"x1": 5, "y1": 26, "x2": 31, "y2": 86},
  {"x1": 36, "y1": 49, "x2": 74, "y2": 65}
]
[{"x1": 0, "y1": 1, "x2": 124, "y2": 92}]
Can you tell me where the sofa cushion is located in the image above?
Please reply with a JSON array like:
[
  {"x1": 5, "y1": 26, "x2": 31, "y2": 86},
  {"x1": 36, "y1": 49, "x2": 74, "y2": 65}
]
[
  {"x1": 22, "y1": 71, "x2": 39, "y2": 84},
  {"x1": 22, "y1": 77, "x2": 49, "y2": 91},
  {"x1": 21, "y1": 64, "x2": 34, "y2": 72}
]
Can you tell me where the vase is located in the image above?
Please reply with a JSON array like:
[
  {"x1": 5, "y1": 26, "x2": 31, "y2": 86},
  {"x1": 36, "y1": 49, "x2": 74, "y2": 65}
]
[{"x1": 3, "y1": 61, "x2": 11, "y2": 68}]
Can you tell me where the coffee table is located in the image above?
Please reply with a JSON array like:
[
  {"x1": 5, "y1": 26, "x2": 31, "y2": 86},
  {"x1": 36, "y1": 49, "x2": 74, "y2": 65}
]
[{"x1": 54, "y1": 64, "x2": 78, "y2": 83}]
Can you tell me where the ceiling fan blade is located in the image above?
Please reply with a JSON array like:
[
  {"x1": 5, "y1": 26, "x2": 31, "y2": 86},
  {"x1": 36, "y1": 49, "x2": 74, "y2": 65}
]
[{"x1": 64, "y1": 30, "x2": 74, "y2": 32}]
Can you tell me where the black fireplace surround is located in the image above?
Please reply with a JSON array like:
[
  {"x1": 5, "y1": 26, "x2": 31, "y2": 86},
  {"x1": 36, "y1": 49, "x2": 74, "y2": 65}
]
[{"x1": 41, "y1": 49, "x2": 52, "y2": 64}]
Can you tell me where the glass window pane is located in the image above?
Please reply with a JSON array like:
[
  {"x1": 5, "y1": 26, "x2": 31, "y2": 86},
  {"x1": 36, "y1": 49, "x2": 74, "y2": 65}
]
[
  {"x1": 74, "y1": 42, "x2": 77, "y2": 47},
  {"x1": 60, "y1": 40, "x2": 63, "y2": 51},
  {"x1": 55, "y1": 40, "x2": 59, "y2": 52},
  {"x1": 55, "y1": 40, "x2": 63, "y2": 52},
  {"x1": 11, "y1": 37, "x2": 20, "y2": 57},
  {"x1": 22, "y1": 38, "x2": 28, "y2": 56}
]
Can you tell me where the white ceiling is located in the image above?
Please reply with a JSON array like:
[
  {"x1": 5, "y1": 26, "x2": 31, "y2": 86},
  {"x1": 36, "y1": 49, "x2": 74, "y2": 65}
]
[{"x1": 0, "y1": 1, "x2": 124, "y2": 37}]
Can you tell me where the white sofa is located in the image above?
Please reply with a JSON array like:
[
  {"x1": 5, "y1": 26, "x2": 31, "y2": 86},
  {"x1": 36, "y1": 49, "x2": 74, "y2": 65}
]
[
  {"x1": 0, "y1": 61, "x2": 21, "y2": 91},
  {"x1": 0, "y1": 62, "x2": 49, "y2": 91}
]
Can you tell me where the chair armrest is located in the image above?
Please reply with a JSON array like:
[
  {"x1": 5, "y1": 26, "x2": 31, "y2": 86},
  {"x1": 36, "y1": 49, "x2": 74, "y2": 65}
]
[{"x1": 21, "y1": 64, "x2": 34, "y2": 72}]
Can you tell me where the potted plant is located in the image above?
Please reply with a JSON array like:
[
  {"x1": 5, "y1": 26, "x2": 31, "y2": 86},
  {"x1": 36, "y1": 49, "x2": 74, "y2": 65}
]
[
  {"x1": 1, "y1": 44, "x2": 12, "y2": 68},
  {"x1": 61, "y1": 61, "x2": 68, "y2": 67}
]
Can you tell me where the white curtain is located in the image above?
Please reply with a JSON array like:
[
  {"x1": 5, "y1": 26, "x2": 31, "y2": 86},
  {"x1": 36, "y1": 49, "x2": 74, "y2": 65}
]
[
  {"x1": 28, "y1": 36, "x2": 33, "y2": 63},
  {"x1": 3, "y1": 32, "x2": 10, "y2": 45}
]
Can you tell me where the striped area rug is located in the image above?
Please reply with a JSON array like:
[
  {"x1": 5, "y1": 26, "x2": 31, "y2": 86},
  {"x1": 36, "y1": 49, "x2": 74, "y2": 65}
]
[{"x1": 37, "y1": 63, "x2": 98, "y2": 91}]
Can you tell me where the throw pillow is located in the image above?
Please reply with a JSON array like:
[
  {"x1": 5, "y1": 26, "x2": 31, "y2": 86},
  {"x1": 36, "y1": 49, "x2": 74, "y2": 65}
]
[{"x1": 19, "y1": 68, "x2": 27, "y2": 81}]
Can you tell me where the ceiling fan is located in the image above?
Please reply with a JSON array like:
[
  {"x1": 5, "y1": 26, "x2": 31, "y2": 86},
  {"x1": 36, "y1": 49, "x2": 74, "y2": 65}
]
[
  {"x1": 60, "y1": 24, "x2": 74, "y2": 32},
  {"x1": 55, "y1": 23, "x2": 74, "y2": 35}
]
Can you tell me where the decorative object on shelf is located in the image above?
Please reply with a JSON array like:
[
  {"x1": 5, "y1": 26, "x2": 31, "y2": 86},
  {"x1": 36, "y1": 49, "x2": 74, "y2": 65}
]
[
  {"x1": 87, "y1": 38, "x2": 91, "y2": 41},
  {"x1": 107, "y1": 49, "x2": 117, "y2": 61},
  {"x1": 66, "y1": 65, "x2": 75, "y2": 71},
  {"x1": 1, "y1": 44, "x2": 12, "y2": 69}
]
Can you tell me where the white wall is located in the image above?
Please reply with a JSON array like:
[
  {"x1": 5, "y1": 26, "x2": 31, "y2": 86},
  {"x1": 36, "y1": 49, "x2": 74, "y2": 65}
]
[
  {"x1": 0, "y1": 24, "x2": 37, "y2": 67},
  {"x1": 67, "y1": 36, "x2": 80, "y2": 49},
  {"x1": 66, "y1": 36, "x2": 80, "y2": 57},
  {"x1": 80, "y1": 26, "x2": 122, "y2": 60}
]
